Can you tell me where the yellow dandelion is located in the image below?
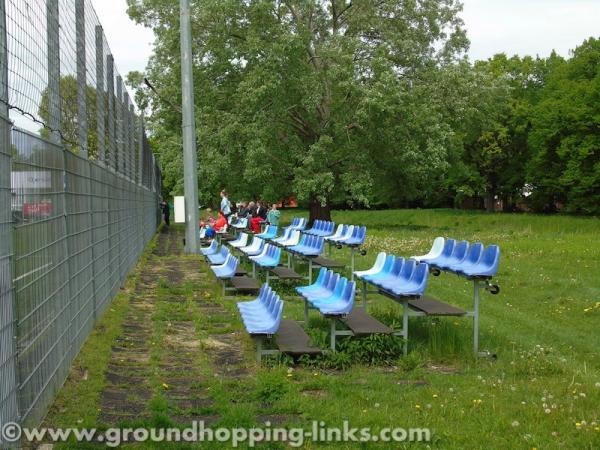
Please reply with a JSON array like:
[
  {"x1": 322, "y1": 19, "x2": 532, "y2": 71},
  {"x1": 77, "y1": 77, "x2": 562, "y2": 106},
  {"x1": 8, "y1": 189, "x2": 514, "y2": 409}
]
[
  {"x1": 415, "y1": 404, "x2": 421, "y2": 409},
  {"x1": 162, "y1": 383, "x2": 169, "y2": 389},
  {"x1": 433, "y1": 394, "x2": 438, "y2": 399}
]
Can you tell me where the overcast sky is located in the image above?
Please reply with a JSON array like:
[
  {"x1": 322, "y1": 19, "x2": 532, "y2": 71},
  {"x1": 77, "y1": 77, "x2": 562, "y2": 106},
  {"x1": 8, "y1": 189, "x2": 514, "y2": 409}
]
[{"x1": 93, "y1": 0, "x2": 600, "y2": 77}]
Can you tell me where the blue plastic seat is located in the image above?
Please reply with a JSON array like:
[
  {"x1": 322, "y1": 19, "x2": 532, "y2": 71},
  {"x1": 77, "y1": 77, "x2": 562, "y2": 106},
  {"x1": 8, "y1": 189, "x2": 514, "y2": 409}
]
[
  {"x1": 432, "y1": 240, "x2": 469, "y2": 269},
  {"x1": 422, "y1": 239, "x2": 456, "y2": 265},
  {"x1": 362, "y1": 255, "x2": 397, "y2": 282},
  {"x1": 377, "y1": 259, "x2": 416, "y2": 291},
  {"x1": 354, "y1": 252, "x2": 386, "y2": 279},
  {"x1": 207, "y1": 245, "x2": 230, "y2": 265},
  {"x1": 457, "y1": 245, "x2": 500, "y2": 278},
  {"x1": 387, "y1": 262, "x2": 429, "y2": 297},
  {"x1": 240, "y1": 237, "x2": 265, "y2": 256},
  {"x1": 211, "y1": 254, "x2": 238, "y2": 279},
  {"x1": 240, "y1": 297, "x2": 283, "y2": 335},
  {"x1": 317, "y1": 281, "x2": 356, "y2": 316},
  {"x1": 296, "y1": 268, "x2": 330, "y2": 294},
  {"x1": 324, "y1": 224, "x2": 347, "y2": 242},
  {"x1": 250, "y1": 244, "x2": 281, "y2": 268},
  {"x1": 256, "y1": 225, "x2": 278, "y2": 240},
  {"x1": 300, "y1": 273, "x2": 340, "y2": 301},
  {"x1": 200, "y1": 240, "x2": 218, "y2": 256},
  {"x1": 229, "y1": 232, "x2": 249, "y2": 248},
  {"x1": 308, "y1": 277, "x2": 348, "y2": 308},
  {"x1": 327, "y1": 225, "x2": 353, "y2": 243},
  {"x1": 339, "y1": 226, "x2": 366, "y2": 246},
  {"x1": 371, "y1": 257, "x2": 405, "y2": 287},
  {"x1": 447, "y1": 243, "x2": 483, "y2": 273},
  {"x1": 238, "y1": 284, "x2": 273, "y2": 312},
  {"x1": 272, "y1": 228, "x2": 292, "y2": 245}
]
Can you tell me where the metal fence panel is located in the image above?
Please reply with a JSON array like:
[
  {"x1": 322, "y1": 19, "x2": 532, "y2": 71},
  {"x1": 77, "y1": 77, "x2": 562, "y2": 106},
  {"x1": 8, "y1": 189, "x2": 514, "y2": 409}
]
[{"x1": 0, "y1": 0, "x2": 163, "y2": 432}]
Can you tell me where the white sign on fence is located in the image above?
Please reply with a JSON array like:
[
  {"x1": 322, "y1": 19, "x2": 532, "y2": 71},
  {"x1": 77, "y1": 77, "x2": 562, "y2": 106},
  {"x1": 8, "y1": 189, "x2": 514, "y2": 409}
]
[
  {"x1": 11, "y1": 171, "x2": 52, "y2": 189},
  {"x1": 174, "y1": 196, "x2": 185, "y2": 223}
]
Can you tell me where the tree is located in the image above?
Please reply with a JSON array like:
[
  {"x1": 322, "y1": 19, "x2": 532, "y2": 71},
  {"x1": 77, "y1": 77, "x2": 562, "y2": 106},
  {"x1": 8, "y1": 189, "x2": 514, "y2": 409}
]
[
  {"x1": 127, "y1": 0, "x2": 470, "y2": 221},
  {"x1": 527, "y1": 40, "x2": 600, "y2": 213},
  {"x1": 38, "y1": 75, "x2": 101, "y2": 160}
]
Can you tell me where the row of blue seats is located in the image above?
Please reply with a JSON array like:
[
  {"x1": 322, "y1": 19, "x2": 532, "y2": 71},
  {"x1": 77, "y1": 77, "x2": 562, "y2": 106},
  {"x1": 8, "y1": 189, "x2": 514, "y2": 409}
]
[
  {"x1": 412, "y1": 237, "x2": 500, "y2": 278},
  {"x1": 237, "y1": 284, "x2": 283, "y2": 334},
  {"x1": 285, "y1": 217, "x2": 307, "y2": 231},
  {"x1": 304, "y1": 220, "x2": 335, "y2": 236},
  {"x1": 324, "y1": 225, "x2": 367, "y2": 247},
  {"x1": 355, "y1": 256, "x2": 429, "y2": 297},
  {"x1": 287, "y1": 235, "x2": 324, "y2": 257},
  {"x1": 296, "y1": 268, "x2": 355, "y2": 316}
]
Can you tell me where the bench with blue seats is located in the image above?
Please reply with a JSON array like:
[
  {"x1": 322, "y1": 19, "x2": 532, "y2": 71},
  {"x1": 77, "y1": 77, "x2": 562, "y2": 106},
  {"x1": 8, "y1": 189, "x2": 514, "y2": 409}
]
[
  {"x1": 237, "y1": 284, "x2": 321, "y2": 362},
  {"x1": 239, "y1": 237, "x2": 265, "y2": 258},
  {"x1": 256, "y1": 225, "x2": 278, "y2": 240},
  {"x1": 304, "y1": 220, "x2": 336, "y2": 237},
  {"x1": 248, "y1": 243, "x2": 281, "y2": 278},
  {"x1": 296, "y1": 268, "x2": 393, "y2": 350},
  {"x1": 200, "y1": 239, "x2": 218, "y2": 256},
  {"x1": 209, "y1": 253, "x2": 260, "y2": 296},
  {"x1": 206, "y1": 245, "x2": 230, "y2": 265},
  {"x1": 284, "y1": 217, "x2": 307, "y2": 232},
  {"x1": 284, "y1": 235, "x2": 327, "y2": 281},
  {"x1": 355, "y1": 238, "x2": 501, "y2": 355},
  {"x1": 228, "y1": 232, "x2": 249, "y2": 249},
  {"x1": 324, "y1": 225, "x2": 368, "y2": 280}
]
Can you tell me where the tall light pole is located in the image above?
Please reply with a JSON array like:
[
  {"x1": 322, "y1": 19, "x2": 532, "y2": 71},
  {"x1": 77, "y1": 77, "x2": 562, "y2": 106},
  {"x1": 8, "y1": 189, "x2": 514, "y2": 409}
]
[{"x1": 180, "y1": 0, "x2": 200, "y2": 253}]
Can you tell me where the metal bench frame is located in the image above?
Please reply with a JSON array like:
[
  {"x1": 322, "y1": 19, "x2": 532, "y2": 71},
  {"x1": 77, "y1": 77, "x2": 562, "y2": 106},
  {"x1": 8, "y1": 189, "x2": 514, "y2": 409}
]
[{"x1": 360, "y1": 276, "x2": 499, "y2": 355}]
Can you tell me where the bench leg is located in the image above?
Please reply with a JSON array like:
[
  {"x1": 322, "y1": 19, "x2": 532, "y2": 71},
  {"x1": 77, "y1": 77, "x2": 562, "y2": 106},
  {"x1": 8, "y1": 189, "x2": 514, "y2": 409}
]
[
  {"x1": 350, "y1": 247, "x2": 356, "y2": 281},
  {"x1": 287, "y1": 253, "x2": 291, "y2": 268},
  {"x1": 330, "y1": 319, "x2": 336, "y2": 351},
  {"x1": 473, "y1": 280, "x2": 480, "y2": 354},
  {"x1": 328, "y1": 242, "x2": 332, "y2": 256},
  {"x1": 256, "y1": 337, "x2": 263, "y2": 363},
  {"x1": 308, "y1": 260, "x2": 313, "y2": 284},
  {"x1": 252, "y1": 262, "x2": 256, "y2": 279},
  {"x1": 304, "y1": 300, "x2": 309, "y2": 324},
  {"x1": 362, "y1": 280, "x2": 367, "y2": 310},
  {"x1": 402, "y1": 300, "x2": 409, "y2": 356}
]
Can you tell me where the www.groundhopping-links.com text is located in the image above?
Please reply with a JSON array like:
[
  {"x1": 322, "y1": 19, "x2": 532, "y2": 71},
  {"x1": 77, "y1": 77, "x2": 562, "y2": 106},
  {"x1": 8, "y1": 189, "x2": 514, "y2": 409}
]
[{"x1": 1, "y1": 420, "x2": 431, "y2": 447}]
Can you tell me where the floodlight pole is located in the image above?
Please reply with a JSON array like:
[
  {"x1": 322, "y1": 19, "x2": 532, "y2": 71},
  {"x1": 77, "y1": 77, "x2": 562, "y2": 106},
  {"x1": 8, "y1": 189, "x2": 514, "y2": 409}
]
[{"x1": 180, "y1": 0, "x2": 200, "y2": 253}]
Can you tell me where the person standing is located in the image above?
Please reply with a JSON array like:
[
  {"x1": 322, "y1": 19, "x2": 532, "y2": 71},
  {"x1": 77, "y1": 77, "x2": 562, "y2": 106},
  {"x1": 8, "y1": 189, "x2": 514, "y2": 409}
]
[
  {"x1": 266, "y1": 203, "x2": 280, "y2": 227},
  {"x1": 160, "y1": 201, "x2": 170, "y2": 226},
  {"x1": 220, "y1": 190, "x2": 231, "y2": 220}
]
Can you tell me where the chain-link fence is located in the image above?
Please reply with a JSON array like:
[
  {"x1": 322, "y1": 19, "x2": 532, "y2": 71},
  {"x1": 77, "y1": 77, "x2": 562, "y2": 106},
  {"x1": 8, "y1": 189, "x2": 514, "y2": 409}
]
[{"x1": 0, "y1": 0, "x2": 162, "y2": 440}]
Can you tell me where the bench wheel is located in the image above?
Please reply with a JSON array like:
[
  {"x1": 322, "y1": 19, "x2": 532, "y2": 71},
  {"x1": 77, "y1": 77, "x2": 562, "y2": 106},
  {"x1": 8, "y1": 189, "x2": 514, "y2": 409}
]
[
  {"x1": 360, "y1": 249, "x2": 367, "y2": 256},
  {"x1": 488, "y1": 284, "x2": 500, "y2": 295},
  {"x1": 336, "y1": 244, "x2": 343, "y2": 250},
  {"x1": 431, "y1": 268, "x2": 441, "y2": 277}
]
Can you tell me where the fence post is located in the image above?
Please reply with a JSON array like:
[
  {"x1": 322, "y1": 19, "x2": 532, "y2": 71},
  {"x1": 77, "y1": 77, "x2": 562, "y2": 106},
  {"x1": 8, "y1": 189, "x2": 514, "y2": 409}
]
[
  {"x1": 122, "y1": 94, "x2": 129, "y2": 179},
  {"x1": 116, "y1": 76, "x2": 123, "y2": 175},
  {"x1": 46, "y1": 0, "x2": 61, "y2": 144},
  {"x1": 0, "y1": 0, "x2": 20, "y2": 442},
  {"x1": 138, "y1": 117, "x2": 144, "y2": 185},
  {"x1": 75, "y1": 0, "x2": 87, "y2": 157},
  {"x1": 106, "y1": 55, "x2": 115, "y2": 170},
  {"x1": 129, "y1": 104, "x2": 135, "y2": 183},
  {"x1": 95, "y1": 26, "x2": 105, "y2": 162}
]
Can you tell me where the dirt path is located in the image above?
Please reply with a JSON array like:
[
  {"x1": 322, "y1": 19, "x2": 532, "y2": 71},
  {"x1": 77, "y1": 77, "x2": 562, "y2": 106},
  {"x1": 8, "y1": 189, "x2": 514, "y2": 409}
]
[{"x1": 97, "y1": 226, "x2": 250, "y2": 427}]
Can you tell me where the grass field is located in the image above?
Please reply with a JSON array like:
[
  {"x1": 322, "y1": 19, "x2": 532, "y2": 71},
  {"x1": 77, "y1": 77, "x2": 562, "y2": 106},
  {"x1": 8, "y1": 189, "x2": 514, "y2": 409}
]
[{"x1": 43, "y1": 209, "x2": 600, "y2": 449}]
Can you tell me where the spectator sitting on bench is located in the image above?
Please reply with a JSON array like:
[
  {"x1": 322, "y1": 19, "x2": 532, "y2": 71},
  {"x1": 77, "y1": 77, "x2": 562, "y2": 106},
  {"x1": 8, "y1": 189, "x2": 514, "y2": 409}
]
[
  {"x1": 266, "y1": 203, "x2": 280, "y2": 227},
  {"x1": 250, "y1": 200, "x2": 268, "y2": 233},
  {"x1": 237, "y1": 201, "x2": 249, "y2": 219}
]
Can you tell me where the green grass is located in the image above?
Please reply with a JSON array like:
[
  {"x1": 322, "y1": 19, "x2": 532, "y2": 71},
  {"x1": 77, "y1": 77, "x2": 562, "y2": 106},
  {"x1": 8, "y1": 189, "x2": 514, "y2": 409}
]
[{"x1": 42, "y1": 211, "x2": 600, "y2": 449}]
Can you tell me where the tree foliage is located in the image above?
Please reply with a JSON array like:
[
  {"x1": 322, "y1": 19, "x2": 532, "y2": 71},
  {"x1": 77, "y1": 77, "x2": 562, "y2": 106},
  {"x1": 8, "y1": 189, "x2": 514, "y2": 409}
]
[{"x1": 127, "y1": 0, "x2": 600, "y2": 216}]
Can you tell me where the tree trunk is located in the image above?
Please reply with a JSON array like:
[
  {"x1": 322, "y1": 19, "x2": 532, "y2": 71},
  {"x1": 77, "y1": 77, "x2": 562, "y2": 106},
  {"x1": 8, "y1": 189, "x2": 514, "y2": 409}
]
[
  {"x1": 308, "y1": 197, "x2": 331, "y2": 225},
  {"x1": 485, "y1": 192, "x2": 495, "y2": 213}
]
